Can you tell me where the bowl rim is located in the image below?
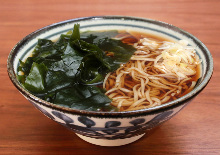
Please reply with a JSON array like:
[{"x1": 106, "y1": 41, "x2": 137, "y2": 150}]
[{"x1": 7, "y1": 15, "x2": 213, "y2": 117}]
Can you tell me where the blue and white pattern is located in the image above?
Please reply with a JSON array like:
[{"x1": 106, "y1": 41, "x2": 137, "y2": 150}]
[{"x1": 31, "y1": 100, "x2": 187, "y2": 140}]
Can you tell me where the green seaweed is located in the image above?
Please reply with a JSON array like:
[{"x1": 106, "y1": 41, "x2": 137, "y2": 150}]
[{"x1": 18, "y1": 24, "x2": 136, "y2": 111}]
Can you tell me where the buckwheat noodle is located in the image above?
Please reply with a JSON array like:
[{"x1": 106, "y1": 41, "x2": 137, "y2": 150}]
[{"x1": 103, "y1": 37, "x2": 200, "y2": 111}]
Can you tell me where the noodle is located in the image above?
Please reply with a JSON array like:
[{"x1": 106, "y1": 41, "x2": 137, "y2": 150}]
[{"x1": 103, "y1": 37, "x2": 200, "y2": 111}]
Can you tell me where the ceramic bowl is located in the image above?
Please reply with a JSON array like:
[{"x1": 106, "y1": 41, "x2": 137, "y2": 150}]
[{"x1": 7, "y1": 16, "x2": 213, "y2": 146}]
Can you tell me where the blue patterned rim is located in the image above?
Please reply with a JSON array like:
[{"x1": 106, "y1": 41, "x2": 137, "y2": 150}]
[{"x1": 7, "y1": 16, "x2": 213, "y2": 117}]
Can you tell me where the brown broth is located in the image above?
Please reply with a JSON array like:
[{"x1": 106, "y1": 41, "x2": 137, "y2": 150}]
[
  {"x1": 118, "y1": 30, "x2": 174, "y2": 43},
  {"x1": 106, "y1": 30, "x2": 201, "y2": 106}
]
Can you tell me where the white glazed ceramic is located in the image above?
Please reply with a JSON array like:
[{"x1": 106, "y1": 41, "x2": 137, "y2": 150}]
[{"x1": 7, "y1": 16, "x2": 213, "y2": 146}]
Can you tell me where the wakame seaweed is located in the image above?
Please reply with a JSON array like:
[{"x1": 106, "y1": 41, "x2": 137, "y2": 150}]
[{"x1": 17, "y1": 24, "x2": 136, "y2": 111}]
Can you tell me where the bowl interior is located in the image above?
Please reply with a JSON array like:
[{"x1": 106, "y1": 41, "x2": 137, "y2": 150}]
[{"x1": 7, "y1": 16, "x2": 213, "y2": 116}]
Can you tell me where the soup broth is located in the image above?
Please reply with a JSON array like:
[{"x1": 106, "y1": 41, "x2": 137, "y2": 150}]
[
  {"x1": 104, "y1": 30, "x2": 201, "y2": 111},
  {"x1": 17, "y1": 24, "x2": 201, "y2": 112}
]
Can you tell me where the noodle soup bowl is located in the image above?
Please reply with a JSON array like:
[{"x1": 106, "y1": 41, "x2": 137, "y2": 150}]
[{"x1": 7, "y1": 16, "x2": 213, "y2": 146}]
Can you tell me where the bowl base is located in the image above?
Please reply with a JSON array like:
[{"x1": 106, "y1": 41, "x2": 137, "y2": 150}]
[{"x1": 76, "y1": 133, "x2": 145, "y2": 146}]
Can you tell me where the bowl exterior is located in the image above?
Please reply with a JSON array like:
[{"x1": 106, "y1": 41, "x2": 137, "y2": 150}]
[{"x1": 27, "y1": 97, "x2": 190, "y2": 140}]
